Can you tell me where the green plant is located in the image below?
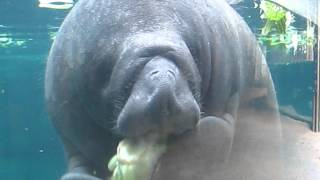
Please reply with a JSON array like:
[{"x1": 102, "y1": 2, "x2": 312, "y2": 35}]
[
  {"x1": 259, "y1": 0, "x2": 293, "y2": 35},
  {"x1": 257, "y1": 0, "x2": 316, "y2": 56}
]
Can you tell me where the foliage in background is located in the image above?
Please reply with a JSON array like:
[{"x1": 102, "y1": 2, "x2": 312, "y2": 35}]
[
  {"x1": 257, "y1": 0, "x2": 316, "y2": 56},
  {"x1": 259, "y1": 0, "x2": 291, "y2": 35}
]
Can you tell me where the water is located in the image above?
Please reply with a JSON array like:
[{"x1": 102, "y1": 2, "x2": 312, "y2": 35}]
[
  {"x1": 270, "y1": 62, "x2": 315, "y2": 117},
  {"x1": 0, "y1": 55, "x2": 66, "y2": 179},
  {"x1": 1, "y1": 1, "x2": 68, "y2": 179},
  {"x1": 0, "y1": 0, "x2": 317, "y2": 179}
]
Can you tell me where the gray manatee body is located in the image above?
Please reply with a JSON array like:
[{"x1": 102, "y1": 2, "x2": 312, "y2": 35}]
[{"x1": 45, "y1": 0, "x2": 277, "y2": 179}]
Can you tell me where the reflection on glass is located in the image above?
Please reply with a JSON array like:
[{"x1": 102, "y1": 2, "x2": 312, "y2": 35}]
[{"x1": 0, "y1": 0, "x2": 319, "y2": 180}]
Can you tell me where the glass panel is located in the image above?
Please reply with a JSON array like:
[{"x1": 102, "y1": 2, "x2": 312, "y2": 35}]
[
  {"x1": 1, "y1": 0, "x2": 319, "y2": 180},
  {"x1": 235, "y1": 0, "x2": 316, "y2": 126}
]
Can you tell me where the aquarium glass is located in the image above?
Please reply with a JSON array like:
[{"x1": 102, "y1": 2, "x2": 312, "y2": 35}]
[{"x1": 0, "y1": 0, "x2": 318, "y2": 180}]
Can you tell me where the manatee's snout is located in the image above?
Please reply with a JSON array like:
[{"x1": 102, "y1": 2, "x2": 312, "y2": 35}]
[{"x1": 116, "y1": 57, "x2": 200, "y2": 137}]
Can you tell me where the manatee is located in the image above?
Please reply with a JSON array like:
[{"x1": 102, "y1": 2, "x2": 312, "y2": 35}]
[{"x1": 45, "y1": 0, "x2": 278, "y2": 179}]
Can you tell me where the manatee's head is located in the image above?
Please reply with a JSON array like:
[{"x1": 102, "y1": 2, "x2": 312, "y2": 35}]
[{"x1": 102, "y1": 32, "x2": 201, "y2": 138}]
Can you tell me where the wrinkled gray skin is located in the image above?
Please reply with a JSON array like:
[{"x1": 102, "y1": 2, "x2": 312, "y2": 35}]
[{"x1": 45, "y1": 0, "x2": 276, "y2": 179}]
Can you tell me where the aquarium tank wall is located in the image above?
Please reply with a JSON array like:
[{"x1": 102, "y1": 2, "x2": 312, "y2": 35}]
[
  {"x1": 234, "y1": 0, "x2": 318, "y2": 125},
  {"x1": 0, "y1": 0, "x2": 319, "y2": 180}
]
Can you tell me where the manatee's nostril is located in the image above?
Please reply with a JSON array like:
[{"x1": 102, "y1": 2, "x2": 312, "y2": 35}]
[
  {"x1": 150, "y1": 70, "x2": 175, "y2": 78},
  {"x1": 167, "y1": 70, "x2": 175, "y2": 78},
  {"x1": 150, "y1": 70, "x2": 160, "y2": 76}
]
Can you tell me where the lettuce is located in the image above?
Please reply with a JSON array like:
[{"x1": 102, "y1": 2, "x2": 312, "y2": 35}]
[{"x1": 108, "y1": 135, "x2": 167, "y2": 180}]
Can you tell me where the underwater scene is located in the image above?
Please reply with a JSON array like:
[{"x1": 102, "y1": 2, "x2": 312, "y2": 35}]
[{"x1": 0, "y1": 0, "x2": 318, "y2": 180}]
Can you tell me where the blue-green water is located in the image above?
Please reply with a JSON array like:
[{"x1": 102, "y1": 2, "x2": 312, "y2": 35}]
[
  {"x1": 270, "y1": 62, "x2": 315, "y2": 117},
  {"x1": 0, "y1": 0, "x2": 316, "y2": 179},
  {"x1": 1, "y1": 1, "x2": 69, "y2": 179},
  {"x1": 0, "y1": 55, "x2": 66, "y2": 179}
]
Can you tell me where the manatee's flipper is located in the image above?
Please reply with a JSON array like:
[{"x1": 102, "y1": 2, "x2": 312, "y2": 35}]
[
  {"x1": 152, "y1": 88, "x2": 238, "y2": 179},
  {"x1": 46, "y1": 78, "x2": 119, "y2": 179},
  {"x1": 59, "y1": 136, "x2": 104, "y2": 180},
  {"x1": 153, "y1": 116, "x2": 234, "y2": 180},
  {"x1": 61, "y1": 173, "x2": 102, "y2": 180}
]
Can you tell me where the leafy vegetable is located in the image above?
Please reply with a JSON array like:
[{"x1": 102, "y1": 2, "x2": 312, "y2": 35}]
[{"x1": 108, "y1": 135, "x2": 167, "y2": 180}]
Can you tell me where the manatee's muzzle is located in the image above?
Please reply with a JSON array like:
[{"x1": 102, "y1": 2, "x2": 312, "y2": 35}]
[{"x1": 116, "y1": 57, "x2": 200, "y2": 137}]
